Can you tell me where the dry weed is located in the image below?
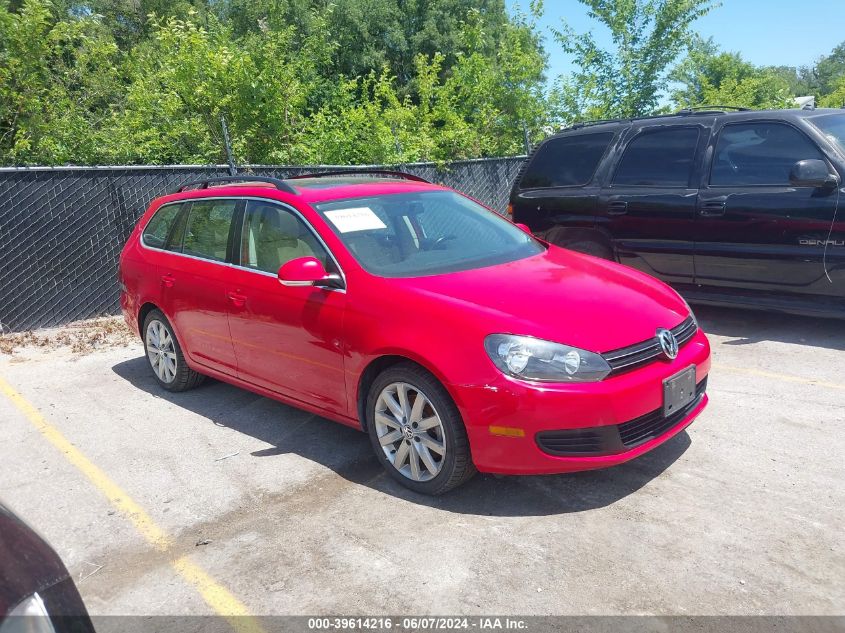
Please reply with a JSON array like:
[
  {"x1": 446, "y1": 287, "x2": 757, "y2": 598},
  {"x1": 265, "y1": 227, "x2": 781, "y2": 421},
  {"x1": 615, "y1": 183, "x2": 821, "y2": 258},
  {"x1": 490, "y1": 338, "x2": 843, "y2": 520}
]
[{"x1": 0, "y1": 317, "x2": 135, "y2": 356}]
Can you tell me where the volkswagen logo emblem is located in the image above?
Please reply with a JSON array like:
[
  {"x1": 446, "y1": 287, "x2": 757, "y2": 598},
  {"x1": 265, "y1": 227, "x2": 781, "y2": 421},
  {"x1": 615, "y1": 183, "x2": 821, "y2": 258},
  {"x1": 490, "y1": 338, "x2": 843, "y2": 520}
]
[{"x1": 656, "y1": 328, "x2": 679, "y2": 360}]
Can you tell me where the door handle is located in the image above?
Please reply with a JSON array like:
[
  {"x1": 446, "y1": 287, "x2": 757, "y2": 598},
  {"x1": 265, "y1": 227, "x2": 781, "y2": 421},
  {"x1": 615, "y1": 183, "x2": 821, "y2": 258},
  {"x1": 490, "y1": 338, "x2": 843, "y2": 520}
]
[
  {"x1": 699, "y1": 201, "x2": 727, "y2": 217},
  {"x1": 227, "y1": 291, "x2": 247, "y2": 308},
  {"x1": 608, "y1": 200, "x2": 628, "y2": 215},
  {"x1": 161, "y1": 274, "x2": 176, "y2": 288}
]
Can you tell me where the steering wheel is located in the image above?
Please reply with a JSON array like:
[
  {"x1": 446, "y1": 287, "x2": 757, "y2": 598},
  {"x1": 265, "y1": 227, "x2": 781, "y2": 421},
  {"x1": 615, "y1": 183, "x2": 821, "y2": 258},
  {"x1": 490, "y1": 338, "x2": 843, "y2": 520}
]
[{"x1": 432, "y1": 235, "x2": 457, "y2": 249}]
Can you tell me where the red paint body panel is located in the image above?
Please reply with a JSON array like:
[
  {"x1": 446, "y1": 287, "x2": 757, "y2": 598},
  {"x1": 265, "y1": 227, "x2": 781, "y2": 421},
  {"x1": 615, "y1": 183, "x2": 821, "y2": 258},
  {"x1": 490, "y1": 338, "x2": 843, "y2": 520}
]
[
  {"x1": 119, "y1": 180, "x2": 712, "y2": 475},
  {"x1": 224, "y1": 266, "x2": 348, "y2": 415}
]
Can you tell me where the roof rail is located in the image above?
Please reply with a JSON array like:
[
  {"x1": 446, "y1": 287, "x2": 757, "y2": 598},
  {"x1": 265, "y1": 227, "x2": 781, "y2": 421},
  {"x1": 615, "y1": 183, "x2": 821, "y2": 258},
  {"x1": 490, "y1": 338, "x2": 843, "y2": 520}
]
[
  {"x1": 565, "y1": 111, "x2": 686, "y2": 131},
  {"x1": 567, "y1": 117, "x2": 631, "y2": 130},
  {"x1": 172, "y1": 175, "x2": 297, "y2": 195},
  {"x1": 676, "y1": 105, "x2": 751, "y2": 114},
  {"x1": 287, "y1": 169, "x2": 430, "y2": 183},
  {"x1": 562, "y1": 106, "x2": 753, "y2": 132}
]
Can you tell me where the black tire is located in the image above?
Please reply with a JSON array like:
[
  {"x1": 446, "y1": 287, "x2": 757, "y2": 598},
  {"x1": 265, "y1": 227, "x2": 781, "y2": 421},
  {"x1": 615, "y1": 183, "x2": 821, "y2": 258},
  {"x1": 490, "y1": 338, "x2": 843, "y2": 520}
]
[
  {"x1": 142, "y1": 309, "x2": 205, "y2": 392},
  {"x1": 564, "y1": 239, "x2": 614, "y2": 260},
  {"x1": 366, "y1": 362, "x2": 476, "y2": 495}
]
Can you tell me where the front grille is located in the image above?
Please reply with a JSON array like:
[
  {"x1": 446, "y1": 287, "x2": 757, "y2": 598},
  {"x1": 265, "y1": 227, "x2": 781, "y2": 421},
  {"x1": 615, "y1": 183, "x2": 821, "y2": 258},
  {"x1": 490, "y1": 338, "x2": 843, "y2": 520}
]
[
  {"x1": 602, "y1": 316, "x2": 698, "y2": 375},
  {"x1": 536, "y1": 377, "x2": 707, "y2": 457},
  {"x1": 618, "y1": 377, "x2": 707, "y2": 448}
]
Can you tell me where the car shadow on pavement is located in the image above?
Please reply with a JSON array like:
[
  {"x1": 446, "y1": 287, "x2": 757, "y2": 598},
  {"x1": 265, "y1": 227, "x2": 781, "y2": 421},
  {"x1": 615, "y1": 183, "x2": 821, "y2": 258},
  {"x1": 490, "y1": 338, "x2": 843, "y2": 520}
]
[
  {"x1": 112, "y1": 356, "x2": 691, "y2": 517},
  {"x1": 695, "y1": 305, "x2": 844, "y2": 351}
]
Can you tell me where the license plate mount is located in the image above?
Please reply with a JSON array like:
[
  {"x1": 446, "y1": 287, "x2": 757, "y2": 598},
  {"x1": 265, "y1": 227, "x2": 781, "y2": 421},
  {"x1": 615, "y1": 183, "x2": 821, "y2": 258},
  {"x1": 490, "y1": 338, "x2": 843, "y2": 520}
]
[{"x1": 663, "y1": 365, "x2": 696, "y2": 418}]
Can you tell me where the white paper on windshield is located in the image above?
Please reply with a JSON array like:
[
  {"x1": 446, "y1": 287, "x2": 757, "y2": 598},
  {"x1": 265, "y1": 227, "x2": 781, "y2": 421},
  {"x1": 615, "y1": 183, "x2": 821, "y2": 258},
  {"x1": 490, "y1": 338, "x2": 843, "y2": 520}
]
[{"x1": 325, "y1": 207, "x2": 387, "y2": 233}]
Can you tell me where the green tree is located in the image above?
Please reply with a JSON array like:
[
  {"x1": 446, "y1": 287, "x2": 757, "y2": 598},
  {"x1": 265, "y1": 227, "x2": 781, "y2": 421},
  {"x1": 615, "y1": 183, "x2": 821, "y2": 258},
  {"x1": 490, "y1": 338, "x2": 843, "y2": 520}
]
[
  {"x1": 106, "y1": 13, "x2": 335, "y2": 164},
  {"x1": 69, "y1": 0, "x2": 215, "y2": 49},
  {"x1": 819, "y1": 77, "x2": 845, "y2": 108},
  {"x1": 296, "y1": 8, "x2": 550, "y2": 165},
  {"x1": 552, "y1": 0, "x2": 716, "y2": 121},
  {"x1": 0, "y1": 0, "x2": 549, "y2": 165},
  {"x1": 766, "y1": 65, "x2": 815, "y2": 97},
  {"x1": 0, "y1": 0, "x2": 124, "y2": 164},
  {"x1": 813, "y1": 41, "x2": 845, "y2": 97},
  {"x1": 669, "y1": 37, "x2": 793, "y2": 110},
  {"x1": 220, "y1": 0, "x2": 521, "y2": 90}
]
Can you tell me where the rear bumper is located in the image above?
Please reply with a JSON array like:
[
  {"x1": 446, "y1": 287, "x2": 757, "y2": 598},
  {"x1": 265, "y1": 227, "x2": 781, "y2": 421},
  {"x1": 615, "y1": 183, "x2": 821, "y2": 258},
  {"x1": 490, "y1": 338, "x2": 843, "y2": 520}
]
[
  {"x1": 120, "y1": 290, "x2": 139, "y2": 336},
  {"x1": 457, "y1": 329, "x2": 711, "y2": 475}
]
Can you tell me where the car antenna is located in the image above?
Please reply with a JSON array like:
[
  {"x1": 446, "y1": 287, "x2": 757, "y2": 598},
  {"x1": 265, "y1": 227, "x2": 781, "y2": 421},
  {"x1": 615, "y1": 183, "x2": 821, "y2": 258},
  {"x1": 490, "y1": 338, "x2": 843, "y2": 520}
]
[{"x1": 220, "y1": 114, "x2": 237, "y2": 176}]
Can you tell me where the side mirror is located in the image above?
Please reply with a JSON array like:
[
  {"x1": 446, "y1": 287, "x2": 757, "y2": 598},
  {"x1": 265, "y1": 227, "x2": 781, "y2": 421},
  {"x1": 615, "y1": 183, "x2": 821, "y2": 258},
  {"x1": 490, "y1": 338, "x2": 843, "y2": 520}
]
[
  {"x1": 278, "y1": 257, "x2": 343, "y2": 289},
  {"x1": 789, "y1": 159, "x2": 839, "y2": 189},
  {"x1": 515, "y1": 223, "x2": 533, "y2": 236}
]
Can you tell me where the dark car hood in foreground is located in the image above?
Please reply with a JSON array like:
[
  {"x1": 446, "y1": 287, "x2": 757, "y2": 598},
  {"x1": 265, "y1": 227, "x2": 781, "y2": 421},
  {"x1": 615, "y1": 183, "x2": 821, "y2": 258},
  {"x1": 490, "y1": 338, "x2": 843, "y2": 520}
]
[
  {"x1": 0, "y1": 502, "x2": 71, "y2": 615},
  {"x1": 401, "y1": 246, "x2": 690, "y2": 353}
]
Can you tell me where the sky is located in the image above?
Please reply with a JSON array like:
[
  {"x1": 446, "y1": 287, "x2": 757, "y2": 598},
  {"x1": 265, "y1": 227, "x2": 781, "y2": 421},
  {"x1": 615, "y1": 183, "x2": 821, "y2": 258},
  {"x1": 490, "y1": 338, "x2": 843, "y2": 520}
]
[{"x1": 507, "y1": 0, "x2": 844, "y2": 85}]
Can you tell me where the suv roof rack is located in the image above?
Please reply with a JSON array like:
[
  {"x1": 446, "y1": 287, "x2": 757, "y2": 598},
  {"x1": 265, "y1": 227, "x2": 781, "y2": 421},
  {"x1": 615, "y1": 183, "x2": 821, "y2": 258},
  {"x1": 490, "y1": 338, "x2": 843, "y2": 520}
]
[
  {"x1": 287, "y1": 169, "x2": 430, "y2": 183},
  {"x1": 565, "y1": 111, "x2": 690, "y2": 131},
  {"x1": 173, "y1": 175, "x2": 297, "y2": 195},
  {"x1": 563, "y1": 106, "x2": 753, "y2": 131},
  {"x1": 676, "y1": 105, "x2": 751, "y2": 114}
]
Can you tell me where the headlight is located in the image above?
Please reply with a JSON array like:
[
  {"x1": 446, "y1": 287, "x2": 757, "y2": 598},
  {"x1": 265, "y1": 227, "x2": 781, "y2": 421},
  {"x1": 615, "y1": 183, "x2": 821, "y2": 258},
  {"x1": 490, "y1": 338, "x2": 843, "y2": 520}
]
[
  {"x1": 2, "y1": 593, "x2": 56, "y2": 633},
  {"x1": 484, "y1": 334, "x2": 611, "y2": 382}
]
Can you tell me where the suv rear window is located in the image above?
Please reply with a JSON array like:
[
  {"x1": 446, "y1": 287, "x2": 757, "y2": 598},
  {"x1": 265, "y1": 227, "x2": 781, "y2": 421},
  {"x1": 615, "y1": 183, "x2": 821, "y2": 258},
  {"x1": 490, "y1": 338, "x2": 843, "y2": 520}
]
[
  {"x1": 613, "y1": 127, "x2": 700, "y2": 187},
  {"x1": 519, "y1": 133, "x2": 614, "y2": 188}
]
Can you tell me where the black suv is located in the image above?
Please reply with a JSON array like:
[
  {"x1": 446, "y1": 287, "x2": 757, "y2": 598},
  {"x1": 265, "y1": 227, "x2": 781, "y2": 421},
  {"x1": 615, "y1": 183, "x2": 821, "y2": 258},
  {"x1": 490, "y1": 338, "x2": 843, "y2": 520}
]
[{"x1": 510, "y1": 108, "x2": 845, "y2": 318}]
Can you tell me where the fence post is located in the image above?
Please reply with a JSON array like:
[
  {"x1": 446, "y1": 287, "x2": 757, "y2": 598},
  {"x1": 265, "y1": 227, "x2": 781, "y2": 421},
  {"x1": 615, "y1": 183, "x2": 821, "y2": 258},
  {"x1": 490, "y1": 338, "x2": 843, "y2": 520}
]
[
  {"x1": 221, "y1": 115, "x2": 237, "y2": 176},
  {"x1": 522, "y1": 121, "x2": 532, "y2": 156}
]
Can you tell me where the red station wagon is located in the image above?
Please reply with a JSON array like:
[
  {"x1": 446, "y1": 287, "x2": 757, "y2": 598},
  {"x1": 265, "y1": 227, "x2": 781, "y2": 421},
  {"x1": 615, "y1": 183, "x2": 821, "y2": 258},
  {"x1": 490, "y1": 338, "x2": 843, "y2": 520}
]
[{"x1": 119, "y1": 171, "x2": 711, "y2": 494}]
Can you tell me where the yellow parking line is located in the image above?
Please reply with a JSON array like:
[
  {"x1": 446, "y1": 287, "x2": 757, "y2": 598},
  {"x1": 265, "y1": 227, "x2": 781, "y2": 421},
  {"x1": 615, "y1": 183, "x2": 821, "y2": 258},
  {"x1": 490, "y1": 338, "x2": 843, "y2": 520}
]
[
  {"x1": 712, "y1": 363, "x2": 845, "y2": 391},
  {"x1": 0, "y1": 375, "x2": 263, "y2": 633}
]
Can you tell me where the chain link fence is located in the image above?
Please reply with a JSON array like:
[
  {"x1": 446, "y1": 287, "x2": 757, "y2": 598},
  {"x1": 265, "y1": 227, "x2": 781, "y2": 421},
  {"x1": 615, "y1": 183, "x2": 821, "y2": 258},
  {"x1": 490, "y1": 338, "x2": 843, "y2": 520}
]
[{"x1": 0, "y1": 157, "x2": 525, "y2": 332}]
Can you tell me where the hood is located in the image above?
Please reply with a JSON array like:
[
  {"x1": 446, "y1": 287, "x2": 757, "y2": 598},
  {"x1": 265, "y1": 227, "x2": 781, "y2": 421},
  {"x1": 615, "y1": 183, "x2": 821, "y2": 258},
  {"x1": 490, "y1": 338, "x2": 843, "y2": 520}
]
[{"x1": 399, "y1": 247, "x2": 690, "y2": 353}]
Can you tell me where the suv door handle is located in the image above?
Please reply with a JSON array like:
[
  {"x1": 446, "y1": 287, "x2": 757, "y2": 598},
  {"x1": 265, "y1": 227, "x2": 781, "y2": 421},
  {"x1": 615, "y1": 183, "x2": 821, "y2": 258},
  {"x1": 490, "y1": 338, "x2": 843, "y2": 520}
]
[
  {"x1": 700, "y1": 201, "x2": 727, "y2": 217},
  {"x1": 161, "y1": 274, "x2": 176, "y2": 288},
  {"x1": 608, "y1": 200, "x2": 628, "y2": 215},
  {"x1": 227, "y1": 291, "x2": 247, "y2": 308}
]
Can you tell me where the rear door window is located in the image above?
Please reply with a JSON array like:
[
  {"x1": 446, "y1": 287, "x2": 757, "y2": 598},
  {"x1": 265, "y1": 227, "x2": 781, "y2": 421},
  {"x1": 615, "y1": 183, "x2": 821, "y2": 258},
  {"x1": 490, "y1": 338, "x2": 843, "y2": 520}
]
[
  {"x1": 613, "y1": 127, "x2": 701, "y2": 187},
  {"x1": 710, "y1": 122, "x2": 825, "y2": 186},
  {"x1": 519, "y1": 133, "x2": 614, "y2": 188},
  {"x1": 182, "y1": 199, "x2": 238, "y2": 262}
]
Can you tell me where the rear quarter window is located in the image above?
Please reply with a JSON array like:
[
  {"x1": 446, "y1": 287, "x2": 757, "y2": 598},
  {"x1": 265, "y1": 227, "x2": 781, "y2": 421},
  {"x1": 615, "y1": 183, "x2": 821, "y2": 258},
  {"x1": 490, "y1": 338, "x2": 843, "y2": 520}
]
[
  {"x1": 519, "y1": 132, "x2": 614, "y2": 189},
  {"x1": 142, "y1": 203, "x2": 183, "y2": 249}
]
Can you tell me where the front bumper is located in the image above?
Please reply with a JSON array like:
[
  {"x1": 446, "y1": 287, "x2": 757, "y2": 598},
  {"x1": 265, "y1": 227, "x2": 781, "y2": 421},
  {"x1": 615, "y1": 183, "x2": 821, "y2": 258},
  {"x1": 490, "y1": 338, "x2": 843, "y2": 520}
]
[{"x1": 456, "y1": 329, "x2": 711, "y2": 475}]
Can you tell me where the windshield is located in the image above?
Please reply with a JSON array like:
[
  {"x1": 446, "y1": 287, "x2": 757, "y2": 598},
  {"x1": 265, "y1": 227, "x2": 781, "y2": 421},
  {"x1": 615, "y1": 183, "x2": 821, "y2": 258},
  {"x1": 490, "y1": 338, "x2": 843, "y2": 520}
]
[
  {"x1": 315, "y1": 190, "x2": 545, "y2": 277},
  {"x1": 811, "y1": 113, "x2": 845, "y2": 154}
]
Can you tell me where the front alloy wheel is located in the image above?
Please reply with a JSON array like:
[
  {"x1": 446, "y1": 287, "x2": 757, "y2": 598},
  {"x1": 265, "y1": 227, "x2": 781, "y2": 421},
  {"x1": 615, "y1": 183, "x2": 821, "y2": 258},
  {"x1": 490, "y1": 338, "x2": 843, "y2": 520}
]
[
  {"x1": 366, "y1": 363, "x2": 475, "y2": 495},
  {"x1": 375, "y1": 382, "x2": 446, "y2": 482}
]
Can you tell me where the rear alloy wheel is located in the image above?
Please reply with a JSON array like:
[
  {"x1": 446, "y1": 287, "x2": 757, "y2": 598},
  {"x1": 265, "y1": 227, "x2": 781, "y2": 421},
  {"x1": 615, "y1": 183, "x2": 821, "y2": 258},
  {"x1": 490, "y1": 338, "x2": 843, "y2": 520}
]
[
  {"x1": 367, "y1": 363, "x2": 475, "y2": 494},
  {"x1": 142, "y1": 309, "x2": 204, "y2": 392}
]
